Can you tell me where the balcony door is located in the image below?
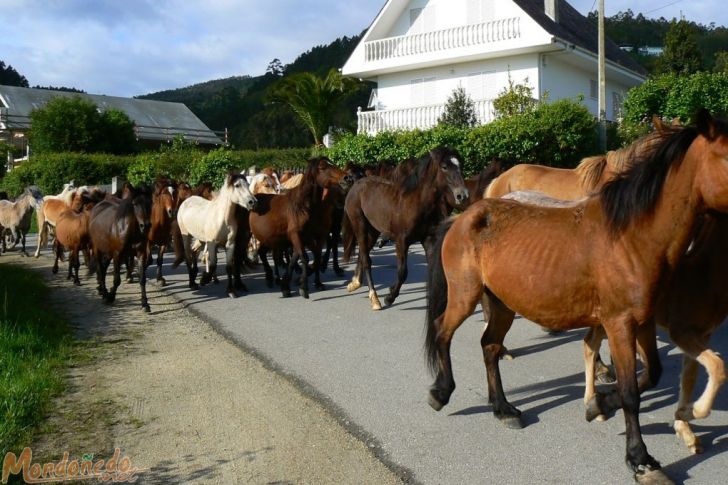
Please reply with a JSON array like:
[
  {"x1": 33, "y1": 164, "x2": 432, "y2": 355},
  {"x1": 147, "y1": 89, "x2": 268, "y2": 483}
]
[
  {"x1": 466, "y1": 71, "x2": 496, "y2": 101},
  {"x1": 411, "y1": 76, "x2": 438, "y2": 106}
]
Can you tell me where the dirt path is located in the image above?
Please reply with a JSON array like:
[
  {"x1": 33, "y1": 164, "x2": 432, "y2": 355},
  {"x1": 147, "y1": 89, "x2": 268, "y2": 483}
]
[{"x1": 3, "y1": 251, "x2": 403, "y2": 484}]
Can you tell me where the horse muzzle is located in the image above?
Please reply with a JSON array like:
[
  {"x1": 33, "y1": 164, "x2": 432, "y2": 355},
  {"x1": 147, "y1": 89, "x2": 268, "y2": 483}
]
[
  {"x1": 139, "y1": 222, "x2": 149, "y2": 233},
  {"x1": 454, "y1": 188, "x2": 469, "y2": 206}
]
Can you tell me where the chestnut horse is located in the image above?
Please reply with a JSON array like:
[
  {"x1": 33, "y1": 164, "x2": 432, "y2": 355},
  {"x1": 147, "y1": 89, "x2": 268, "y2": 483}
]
[
  {"x1": 343, "y1": 147, "x2": 468, "y2": 310},
  {"x1": 423, "y1": 111, "x2": 728, "y2": 483},
  {"x1": 177, "y1": 174, "x2": 257, "y2": 297},
  {"x1": 89, "y1": 185, "x2": 153, "y2": 311},
  {"x1": 33, "y1": 182, "x2": 76, "y2": 257},
  {"x1": 249, "y1": 157, "x2": 353, "y2": 298},
  {"x1": 147, "y1": 179, "x2": 177, "y2": 285}
]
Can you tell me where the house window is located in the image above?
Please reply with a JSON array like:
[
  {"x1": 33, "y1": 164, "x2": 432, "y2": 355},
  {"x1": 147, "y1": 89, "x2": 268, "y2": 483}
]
[
  {"x1": 612, "y1": 91, "x2": 624, "y2": 120},
  {"x1": 589, "y1": 80, "x2": 598, "y2": 99},
  {"x1": 467, "y1": 71, "x2": 496, "y2": 100}
]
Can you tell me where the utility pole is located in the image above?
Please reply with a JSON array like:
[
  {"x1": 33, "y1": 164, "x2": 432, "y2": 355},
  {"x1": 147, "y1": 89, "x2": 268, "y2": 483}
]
[{"x1": 598, "y1": 0, "x2": 607, "y2": 151}]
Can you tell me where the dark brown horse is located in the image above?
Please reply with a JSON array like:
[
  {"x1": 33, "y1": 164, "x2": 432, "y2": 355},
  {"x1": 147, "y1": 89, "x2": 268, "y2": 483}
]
[
  {"x1": 343, "y1": 147, "x2": 468, "y2": 310},
  {"x1": 463, "y1": 162, "x2": 504, "y2": 207},
  {"x1": 89, "y1": 185, "x2": 152, "y2": 311},
  {"x1": 423, "y1": 111, "x2": 728, "y2": 483},
  {"x1": 249, "y1": 157, "x2": 353, "y2": 298},
  {"x1": 147, "y1": 178, "x2": 177, "y2": 285}
]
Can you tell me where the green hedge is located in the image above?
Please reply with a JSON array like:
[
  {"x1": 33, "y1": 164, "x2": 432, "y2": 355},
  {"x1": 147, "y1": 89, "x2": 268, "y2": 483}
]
[{"x1": 326, "y1": 98, "x2": 598, "y2": 175}]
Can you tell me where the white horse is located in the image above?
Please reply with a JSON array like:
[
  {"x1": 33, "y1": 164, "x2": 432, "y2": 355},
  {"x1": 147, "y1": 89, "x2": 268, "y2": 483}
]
[
  {"x1": 0, "y1": 186, "x2": 44, "y2": 256},
  {"x1": 177, "y1": 173, "x2": 257, "y2": 297},
  {"x1": 34, "y1": 181, "x2": 77, "y2": 257}
]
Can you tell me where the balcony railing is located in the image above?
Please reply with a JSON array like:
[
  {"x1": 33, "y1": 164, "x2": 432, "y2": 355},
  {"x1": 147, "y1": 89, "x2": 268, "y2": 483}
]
[
  {"x1": 357, "y1": 99, "x2": 495, "y2": 135},
  {"x1": 364, "y1": 18, "x2": 521, "y2": 62}
]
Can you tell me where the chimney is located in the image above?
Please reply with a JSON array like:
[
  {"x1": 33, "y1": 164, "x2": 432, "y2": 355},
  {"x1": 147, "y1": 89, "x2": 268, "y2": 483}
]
[{"x1": 545, "y1": 0, "x2": 559, "y2": 23}]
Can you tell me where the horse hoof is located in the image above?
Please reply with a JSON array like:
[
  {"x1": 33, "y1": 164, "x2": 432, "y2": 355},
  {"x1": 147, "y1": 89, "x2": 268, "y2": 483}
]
[
  {"x1": 497, "y1": 414, "x2": 524, "y2": 430},
  {"x1": 52, "y1": 266, "x2": 58, "y2": 274},
  {"x1": 585, "y1": 397, "x2": 605, "y2": 422},
  {"x1": 499, "y1": 348, "x2": 514, "y2": 360},
  {"x1": 281, "y1": 290, "x2": 292, "y2": 298},
  {"x1": 234, "y1": 281, "x2": 248, "y2": 292},
  {"x1": 228, "y1": 291, "x2": 237, "y2": 299},
  {"x1": 427, "y1": 388, "x2": 450, "y2": 411},
  {"x1": 142, "y1": 305, "x2": 151, "y2": 313},
  {"x1": 299, "y1": 288, "x2": 309, "y2": 299},
  {"x1": 634, "y1": 465, "x2": 673, "y2": 485},
  {"x1": 384, "y1": 294, "x2": 395, "y2": 306},
  {"x1": 346, "y1": 282, "x2": 360, "y2": 293},
  {"x1": 189, "y1": 283, "x2": 199, "y2": 291},
  {"x1": 157, "y1": 278, "x2": 166, "y2": 287},
  {"x1": 315, "y1": 283, "x2": 325, "y2": 291},
  {"x1": 73, "y1": 280, "x2": 81, "y2": 286}
]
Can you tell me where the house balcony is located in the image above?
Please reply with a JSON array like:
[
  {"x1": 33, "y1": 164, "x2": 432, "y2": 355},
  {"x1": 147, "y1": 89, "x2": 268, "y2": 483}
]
[
  {"x1": 356, "y1": 99, "x2": 495, "y2": 136},
  {"x1": 363, "y1": 18, "x2": 522, "y2": 64}
]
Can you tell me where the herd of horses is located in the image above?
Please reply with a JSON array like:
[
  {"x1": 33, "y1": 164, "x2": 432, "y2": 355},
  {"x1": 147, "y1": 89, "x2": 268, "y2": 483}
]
[{"x1": 3, "y1": 111, "x2": 728, "y2": 483}]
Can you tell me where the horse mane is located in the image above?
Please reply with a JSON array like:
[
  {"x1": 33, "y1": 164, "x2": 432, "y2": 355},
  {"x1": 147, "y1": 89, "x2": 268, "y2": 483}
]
[
  {"x1": 288, "y1": 157, "x2": 325, "y2": 214},
  {"x1": 474, "y1": 161, "x2": 504, "y2": 197},
  {"x1": 574, "y1": 155, "x2": 608, "y2": 191},
  {"x1": 600, "y1": 124, "x2": 697, "y2": 235},
  {"x1": 401, "y1": 147, "x2": 461, "y2": 193},
  {"x1": 115, "y1": 184, "x2": 151, "y2": 218}
]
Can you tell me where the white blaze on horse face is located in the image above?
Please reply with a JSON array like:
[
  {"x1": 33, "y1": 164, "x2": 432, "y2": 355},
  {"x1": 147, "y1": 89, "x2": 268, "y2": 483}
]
[
  {"x1": 450, "y1": 157, "x2": 460, "y2": 167},
  {"x1": 167, "y1": 186, "x2": 174, "y2": 197}
]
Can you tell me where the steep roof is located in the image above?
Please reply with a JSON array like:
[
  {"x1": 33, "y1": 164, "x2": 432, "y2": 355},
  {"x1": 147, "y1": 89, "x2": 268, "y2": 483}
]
[
  {"x1": 0, "y1": 85, "x2": 223, "y2": 145},
  {"x1": 513, "y1": 0, "x2": 647, "y2": 76}
]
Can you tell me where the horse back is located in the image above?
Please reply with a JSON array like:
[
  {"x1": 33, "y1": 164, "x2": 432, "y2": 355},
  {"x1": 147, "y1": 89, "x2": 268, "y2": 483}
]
[{"x1": 485, "y1": 164, "x2": 584, "y2": 200}]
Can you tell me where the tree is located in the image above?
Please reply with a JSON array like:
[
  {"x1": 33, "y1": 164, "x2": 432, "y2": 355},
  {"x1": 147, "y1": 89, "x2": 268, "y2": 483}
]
[
  {"x1": 0, "y1": 61, "x2": 29, "y2": 87},
  {"x1": 265, "y1": 59, "x2": 284, "y2": 78},
  {"x1": 267, "y1": 69, "x2": 357, "y2": 147},
  {"x1": 438, "y1": 86, "x2": 477, "y2": 128},
  {"x1": 657, "y1": 20, "x2": 703, "y2": 75},
  {"x1": 492, "y1": 76, "x2": 537, "y2": 118},
  {"x1": 714, "y1": 51, "x2": 728, "y2": 74},
  {"x1": 29, "y1": 96, "x2": 136, "y2": 154}
]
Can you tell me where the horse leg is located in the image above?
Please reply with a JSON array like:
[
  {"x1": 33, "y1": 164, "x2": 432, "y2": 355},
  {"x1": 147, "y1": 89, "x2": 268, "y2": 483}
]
[
  {"x1": 71, "y1": 248, "x2": 81, "y2": 286},
  {"x1": 126, "y1": 255, "x2": 134, "y2": 283},
  {"x1": 83, "y1": 247, "x2": 95, "y2": 275},
  {"x1": 384, "y1": 239, "x2": 409, "y2": 307},
  {"x1": 20, "y1": 230, "x2": 27, "y2": 256},
  {"x1": 52, "y1": 240, "x2": 61, "y2": 274},
  {"x1": 225, "y1": 235, "x2": 241, "y2": 298},
  {"x1": 673, "y1": 354, "x2": 702, "y2": 454},
  {"x1": 182, "y1": 234, "x2": 199, "y2": 290},
  {"x1": 672, "y1": 332, "x2": 725, "y2": 454},
  {"x1": 352, "y1": 224, "x2": 380, "y2": 310},
  {"x1": 605, "y1": 318, "x2": 667, "y2": 483},
  {"x1": 201, "y1": 241, "x2": 216, "y2": 286},
  {"x1": 481, "y1": 294, "x2": 521, "y2": 428},
  {"x1": 65, "y1": 246, "x2": 73, "y2": 281},
  {"x1": 138, "y1": 252, "x2": 150, "y2": 312},
  {"x1": 96, "y1": 253, "x2": 110, "y2": 298},
  {"x1": 312, "y1": 242, "x2": 325, "y2": 291},
  {"x1": 584, "y1": 325, "x2": 609, "y2": 421},
  {"x1": 155, "y1": 244, "x2": 166, "y2": 286},
  {"x1": 259, "y1": 246, "x2": 274, "y2": 288},
  {"x1": 290, "y1": 235, "x2": 309, "y2": 299},
  {"x1": 280, "y1": 248, "x2": 295, "y2": 298},
  {"x1": 34, "y1": 211, "x2": 46, "y2": 257},
  {"x1": 106, "y1": 256, "x2": 122, "y2": 304}
]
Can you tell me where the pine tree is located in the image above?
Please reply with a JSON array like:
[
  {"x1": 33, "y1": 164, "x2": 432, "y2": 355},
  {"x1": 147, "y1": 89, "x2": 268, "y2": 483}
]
[
  {"x1": 438, "y1": 86, "x2": 477, "y2": 128},
  {"x1": 657, "y1": 20, "x2": 703, "y2": 75}
]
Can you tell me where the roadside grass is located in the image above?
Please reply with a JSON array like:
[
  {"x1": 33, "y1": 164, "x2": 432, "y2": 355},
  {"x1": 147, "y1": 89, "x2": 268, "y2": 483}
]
[{"x1": 0, "y1": 263, "x2": 73, "y2": 456}]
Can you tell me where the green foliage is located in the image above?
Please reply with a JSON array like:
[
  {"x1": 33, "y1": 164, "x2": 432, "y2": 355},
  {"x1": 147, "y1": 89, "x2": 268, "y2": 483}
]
[
  {"x1": 0, "y1": 60, "x2": 29, "y2": 87},
  {"x1": 1, "y1": 264, "x2": 73, "y2": 455},
  {"x1": 328, "y1": 98, "x2": 597, "y2": 174},
  {"x1": 620, "y1": 72, "x2": 728, "y2": 142},
  {"x1": 656, "y1": 20, "x2": 703, "y2": 75},
  {"x1": 187, "y1": 147, "x2": 311, "y2": 186},
  {"x1": 714, "y1": 51, "x2": 728, "y2": 73},
  {"x1": 267, "y1": 69, "x2": 359, "y2": 146},
  {"x1": 493, "y1": 76, "x2": 537, "y2": 119},
  {"x1": 0, "y1": 153, "x2": 132, "y2": 196},
  {"x1": 438, "y1": 87, "x2": 477, "y2": 128},
  {"x1": 126, "y1": 136, "x2": 202, "y2": 185},
  {"x1": 28, "y1": 96, "x2": 137, "y2": 154}
]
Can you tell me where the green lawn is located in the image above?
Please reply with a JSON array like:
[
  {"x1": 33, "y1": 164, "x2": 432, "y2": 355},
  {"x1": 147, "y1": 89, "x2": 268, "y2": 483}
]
[{"x1": 0, "y1": 264, "x2": 72, "y2": 456}]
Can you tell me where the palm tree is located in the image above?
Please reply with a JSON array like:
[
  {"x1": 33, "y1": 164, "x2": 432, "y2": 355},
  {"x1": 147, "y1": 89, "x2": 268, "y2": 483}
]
[{"x1": 267, "y1": 69, "x2": 355, "y2": 147}]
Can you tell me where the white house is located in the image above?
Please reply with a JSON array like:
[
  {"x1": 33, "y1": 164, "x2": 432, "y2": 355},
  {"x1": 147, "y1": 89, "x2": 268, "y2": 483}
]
[{"x1": 342, "y1": 0, "x2": 647, "y2": 135}]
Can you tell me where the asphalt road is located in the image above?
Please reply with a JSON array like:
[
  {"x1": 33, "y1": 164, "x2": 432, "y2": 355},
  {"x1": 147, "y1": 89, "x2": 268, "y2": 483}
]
[{"x1": 34, "y1": 237, "x2": 728, "y2": 484}]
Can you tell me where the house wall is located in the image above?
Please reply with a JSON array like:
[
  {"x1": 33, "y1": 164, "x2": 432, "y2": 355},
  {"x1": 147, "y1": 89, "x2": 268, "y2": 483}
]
[
  {"x1": 540, "y1": 55, "x2": 632, "y2": 121},
  {"x1": 375, "y1": 53, "x2": 540, "y2": 110}
]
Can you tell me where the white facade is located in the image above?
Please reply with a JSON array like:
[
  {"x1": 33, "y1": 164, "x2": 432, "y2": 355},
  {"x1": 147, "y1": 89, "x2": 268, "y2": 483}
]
[{"x1": 343, "y1": 0, "x2": 645, "y2": 135}]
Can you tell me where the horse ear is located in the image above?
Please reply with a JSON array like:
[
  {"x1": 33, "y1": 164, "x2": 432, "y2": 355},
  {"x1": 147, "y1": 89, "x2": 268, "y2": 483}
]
[
  {"x1": 695, "y1": 108, "x2": 716, "y2": 140},
  {"x1": 652, "y1": 115, "x2": 665, "y2": 132}
]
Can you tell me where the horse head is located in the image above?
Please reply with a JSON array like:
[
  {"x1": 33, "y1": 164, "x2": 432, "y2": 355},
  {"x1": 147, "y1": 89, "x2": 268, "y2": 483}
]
[
  {"x1": 430, "y1": 147, "x2": 469, "y2": 207},
  {"x1": 154, "y1": 183, "x2": 177, "y2": 219},
  {"x1": 249, "y1": 173, "x2": 278, "y2": 195},
  {"x1": 694, "y1": 109, "x2": 728, "y2": 212},
  {"x1": 311, "y1": 157, "x2": 354, "y2": 191},
  {"x1": 130, "y1": 185, "x2": 153, "y2": 235},
  {"x1": 25, "y1": 186, "x2": 44, "y2": 209},
  {"x1": 225, "y1": 173, "x2": 257, "y2": 210}
]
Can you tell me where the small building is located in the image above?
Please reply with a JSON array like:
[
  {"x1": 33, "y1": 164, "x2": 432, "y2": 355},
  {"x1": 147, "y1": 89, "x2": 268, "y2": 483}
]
[
  {"x1": 0, "y1": 85, "x2": 225, "y2": 168},
  {"x1": 342, "y1": 0, "x2": 647, "y2": 135}
]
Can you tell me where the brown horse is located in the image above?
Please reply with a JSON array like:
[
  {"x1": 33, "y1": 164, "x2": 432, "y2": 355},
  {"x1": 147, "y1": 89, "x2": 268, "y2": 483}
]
[
  {"x1": 147, "y1": 178, "x2": 177, "y2": 285},
  {"x1": 423, "y1": 110, "x2": 728, "y2": 483},
  {"x1": 89, "y1": 185, "x2": 153, "y2": 311},
  {"x1": 52, "y1": 189, "x2": 106, "y2": 285},
  {"x1": 581, "y1": 212, "x2": 728, "y2": 455},
  {"x1": 463, "y1": 162, "x2": 504, "y2": 207},
  {"x1": 249, "y1": 157, "x2": 353, "y2": 299},
  {"x1": 343, "y1": 147, "x2": 468, "y2": 310}
]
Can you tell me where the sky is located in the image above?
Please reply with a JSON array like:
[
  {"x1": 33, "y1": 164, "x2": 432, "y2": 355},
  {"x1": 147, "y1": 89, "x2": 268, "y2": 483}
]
[{"x1": 0, "y1": 0, "x2": 724, "y2": 98}]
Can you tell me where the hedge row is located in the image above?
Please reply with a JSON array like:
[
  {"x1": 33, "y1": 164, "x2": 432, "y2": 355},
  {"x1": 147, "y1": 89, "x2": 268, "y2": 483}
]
[
  {"x1": 0, "y1": 147, "x2": 313, "y2": 196},
  {"x1": 326, "y1": 98, "x2": 599, "y2": 175}
]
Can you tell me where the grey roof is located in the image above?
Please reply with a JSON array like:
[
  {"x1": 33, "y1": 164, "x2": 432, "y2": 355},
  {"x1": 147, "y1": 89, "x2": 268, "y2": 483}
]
[
  {"x1": 0, "y1": 84, "x2": 223, "y2": 145},
  {"x1": 513, "y1": 0, "x2": 647, "y2": 76}
]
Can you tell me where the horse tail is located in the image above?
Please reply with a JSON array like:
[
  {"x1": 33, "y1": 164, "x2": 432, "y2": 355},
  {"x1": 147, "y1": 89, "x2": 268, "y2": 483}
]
[
  {"x1": 425, "y1": 217, "x2": 455, "y2": 376},
  {"x1": 342, "y1": 211, "x2": 356, "y2": 263}
]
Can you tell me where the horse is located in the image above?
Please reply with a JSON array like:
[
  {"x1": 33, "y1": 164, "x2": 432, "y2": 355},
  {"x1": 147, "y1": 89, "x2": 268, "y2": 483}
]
[
  {"x1": 176, "y1": 173, "x2": 257, "y2": 298},
  {"x1": 147, "y1": 179, "x2": 177, "y2": 286},
  {"x1": 423, "y1": 110, "x2": 728, "y2": 484},
  {"x1": 89, "y1": 185, "x2": 153, "y2": 311},
  {"x1": 463, "y1": 162, "x2": 504, "y2": 207},
  {"x1": 343, "y1": 147, "x2": 468, "y2": 310},
  {"x1": 260, "y1": 166, "x2": 282, "y2": 193},
  {"x1": 578, "y1": 210, "x2": 728, "y2": 455},
  {"x1": 53, "y1": 189, "x2": 106, "y2": 285},
  {"x1": 280, "y1": 173, "x2": 304, "y2": 190},
  {"x1": 0, "y1": 186, "x2": 43, "y2": 256},
  {"x1": 171, "y1": 181, "x2": 215, "y2": 268},
  {"x1": 249, "y1": 173, "x2": 280, "y2": 195},
  {"x1": 33, "y1": 182, "x2": 77, "y2": 257},
  {"x1": 249, "y1": 157, "x2": 353, "y2": 299}
]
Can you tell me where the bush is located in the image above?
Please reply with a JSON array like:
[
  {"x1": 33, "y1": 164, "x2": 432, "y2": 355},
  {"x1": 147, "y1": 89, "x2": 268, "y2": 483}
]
[
  {"x1": 327, "y1": 98, "x2": 598, "y2": 174},
  {"x1": 620, "y1": 72, "x2": 728, "y2": 142},
  {"x1": 187, "y1": 147, "x2": 312, "y2": 186}
]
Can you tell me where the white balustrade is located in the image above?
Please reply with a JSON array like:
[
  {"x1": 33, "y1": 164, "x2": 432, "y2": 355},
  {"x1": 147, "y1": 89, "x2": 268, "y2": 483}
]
[
  {"x1": 364, "y1": 18, "x2": 521, "y2": 62},
  {"x1": 357, "y1": 100, "x2": 495, "y2": 135}
]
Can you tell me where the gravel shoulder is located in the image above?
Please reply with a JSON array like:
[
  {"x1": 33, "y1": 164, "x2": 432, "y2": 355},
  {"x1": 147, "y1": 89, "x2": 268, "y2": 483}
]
[{"x1": 4, "y1": 249, "x2": 401, "y2": 484}]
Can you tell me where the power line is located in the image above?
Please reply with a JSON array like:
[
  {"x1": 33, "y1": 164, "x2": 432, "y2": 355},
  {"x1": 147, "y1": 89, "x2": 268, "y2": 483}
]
[{"x1": 644, "y1": 0, "x2": 686, "y2": 16}]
